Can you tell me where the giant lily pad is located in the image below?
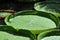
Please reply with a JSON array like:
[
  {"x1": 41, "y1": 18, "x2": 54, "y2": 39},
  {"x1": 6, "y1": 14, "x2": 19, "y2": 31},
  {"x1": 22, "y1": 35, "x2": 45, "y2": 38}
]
[
  {"x1": 0, "y1": 31, "x2": 33, "y2": 40},
  {"x1": 34, "y1": 0, "x2": 60, "y2": 17},
  {"x1": 5, "y1": 10, "x2": 59, "y2": 34},
  {"x1": 38, "y1": 29, "x2": 60, "y2": 40}
]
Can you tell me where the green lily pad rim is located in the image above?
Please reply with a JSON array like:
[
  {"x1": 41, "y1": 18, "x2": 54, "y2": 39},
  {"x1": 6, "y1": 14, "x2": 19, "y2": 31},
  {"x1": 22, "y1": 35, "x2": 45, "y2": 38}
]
[
  {"x1": 38, "y1": 29, "x2": 60, "y2": 40},
  {"x1": 0, "y1": 31, "x2": 33, "y2": 40},
  {"x1": 0, "y1": 25, "x2": 36, "y2": 40}
]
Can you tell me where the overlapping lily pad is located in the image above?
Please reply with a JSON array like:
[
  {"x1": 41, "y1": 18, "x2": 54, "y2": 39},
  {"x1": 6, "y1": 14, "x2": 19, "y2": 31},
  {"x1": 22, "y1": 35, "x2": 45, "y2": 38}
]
[
  {"x1": 5, "y1": 10, "x2": 59, "y2": 34},
  {"x1": 38, "y1": 29, "x2": 60, "y2": 40},
  {"x1": 0, "y1": 25, "x2": 35, "y2": 40},
  {"x1": 34, "y1": 0, "x2": 60, "y2": 17},
  {"x1": 0, "y1": 31, "x2": 32, "y2": 40}
]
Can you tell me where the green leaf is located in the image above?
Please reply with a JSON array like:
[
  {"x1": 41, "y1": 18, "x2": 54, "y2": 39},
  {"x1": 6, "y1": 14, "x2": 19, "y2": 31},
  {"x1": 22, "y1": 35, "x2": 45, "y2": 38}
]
[
  {"x1": 34, "y1": 1, "x2": 60, "y2": 17},
  {"x1": 15, "y1": 10, "x2": 37, "y2": 15},
  {"x1": 5, "y1": 10, "x2": 59, "y2": 34},
  {"x1": 0, "y1": 31, "x2": 32, "y2": 40},
  {"x1": 38, "y1": 29, "x2": 60, "y2": 40},
  {"x1": 0, "y1": 25, "x2": 16, "y2": 33}
]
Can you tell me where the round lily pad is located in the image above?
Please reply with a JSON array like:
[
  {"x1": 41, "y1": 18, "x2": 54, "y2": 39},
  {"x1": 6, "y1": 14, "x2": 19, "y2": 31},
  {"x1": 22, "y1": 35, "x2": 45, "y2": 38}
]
[
  {"x1": 5, "y1": 10, "x2": 59, "y2": 34},
  {"x1": 38, "y1": 29, "x2": 60, "y2": 40},
  {"x1": 9, "y1": 15, "x2": 56, "y2": 30}
]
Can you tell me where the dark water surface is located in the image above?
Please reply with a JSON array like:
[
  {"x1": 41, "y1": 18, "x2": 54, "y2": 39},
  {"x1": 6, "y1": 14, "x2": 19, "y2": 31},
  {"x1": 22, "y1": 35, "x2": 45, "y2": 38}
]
[{"x1": 0, "y1": 0, "x2": 45, "y2": 25}]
